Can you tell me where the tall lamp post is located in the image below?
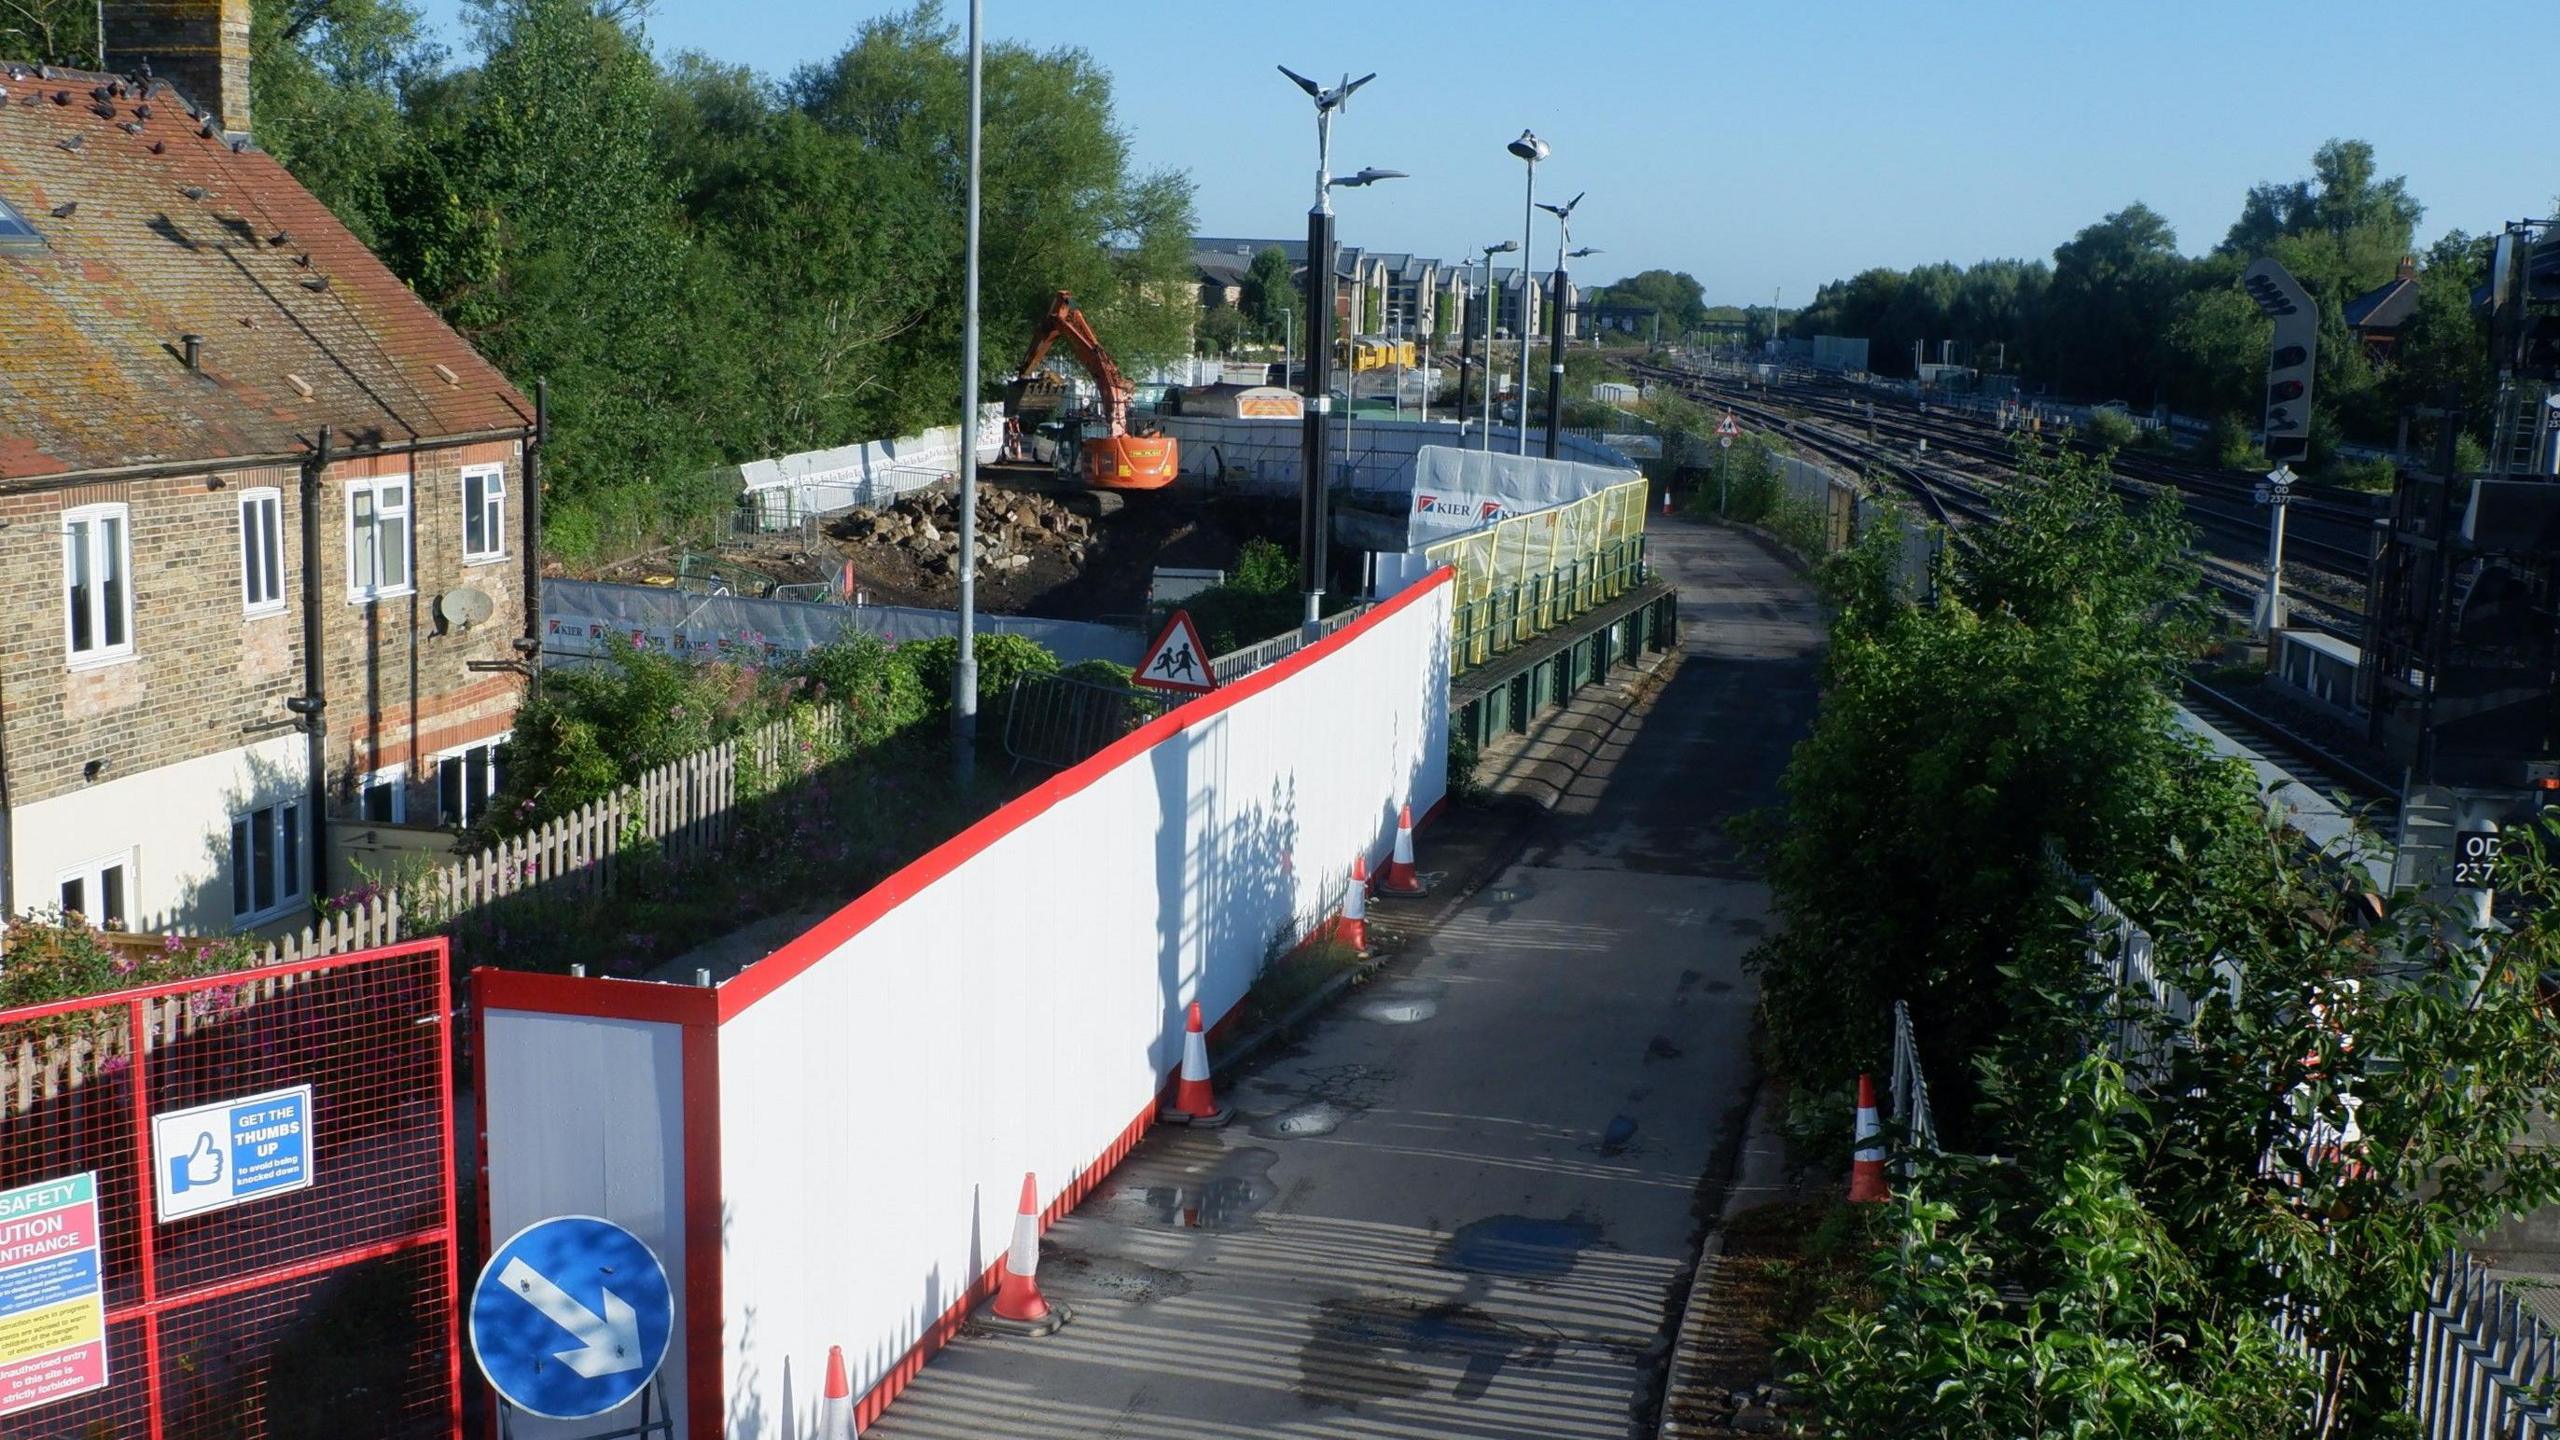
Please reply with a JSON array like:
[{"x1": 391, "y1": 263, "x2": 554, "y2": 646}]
[
  {"x1": 1507, "y1": 129, "x2": 1549, "y2": 455},
  {"x1": 951, "y1": 0, "x2": 984, "y2": 781},
  {"x1": 1471, "y1": 240, "x2": 1516, "y2": 450},
  {"x1": 1535, "y1": 189, "x2": 1591, "y2": 458},
  {"x1": 1280, "y1": 66, "x2": 1402, "y2": 639}
]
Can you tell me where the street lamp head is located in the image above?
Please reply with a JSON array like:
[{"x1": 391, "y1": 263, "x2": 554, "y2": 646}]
[
  {"x1": 1331, "y1": 167, "x2": 1407, "y2": 189},
  {"x1": 1483, "y1": 240, "x2": 1518, "y2": 257},
  {"x1": 1507, "y1": 129, "x2": 1549, "y2": 164},
  {"x1": 1278, "y1": 65, "x2": 1376, "y2": 113}
]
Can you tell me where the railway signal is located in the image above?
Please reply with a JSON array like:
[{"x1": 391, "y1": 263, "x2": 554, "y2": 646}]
[{"x1": 2243, "y1": 258, "x2": 2318, "y2": 465}]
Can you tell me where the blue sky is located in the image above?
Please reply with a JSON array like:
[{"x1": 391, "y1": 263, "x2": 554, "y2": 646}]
[{"x1": 419, "y1": 0, "x2": 2540, "y2": 307}]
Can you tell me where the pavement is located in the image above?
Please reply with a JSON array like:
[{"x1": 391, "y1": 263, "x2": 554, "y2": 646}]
[{"x1": 865, "y1": 517, "x2": 1825, "y2": 1440}]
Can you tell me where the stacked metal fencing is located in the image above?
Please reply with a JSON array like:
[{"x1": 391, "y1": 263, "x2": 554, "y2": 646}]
[
  {"x1": 1886, "y1": 999, "x2": 1937, "y2": 1178},
  {"x1": 0, "y1": 940, "x2": 458, "y2": 1437}
]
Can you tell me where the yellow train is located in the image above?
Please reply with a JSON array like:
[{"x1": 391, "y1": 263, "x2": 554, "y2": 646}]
[{"x1": 1341, "y1": 336, "x2": 1419, "y2": 373}]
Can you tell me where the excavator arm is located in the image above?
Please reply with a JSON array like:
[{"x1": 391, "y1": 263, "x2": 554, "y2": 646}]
[{"x1": 1013, "y1": 291, "x2": 1133, "y2": 435}]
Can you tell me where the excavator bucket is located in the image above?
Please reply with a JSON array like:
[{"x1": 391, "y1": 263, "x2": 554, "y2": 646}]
[{"x1": 1084, "y1": 433, "x2": 1180, "y2": 490}]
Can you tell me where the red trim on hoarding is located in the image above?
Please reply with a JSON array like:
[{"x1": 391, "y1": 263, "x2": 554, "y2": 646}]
[
  {"x1": 471, "y1": 966, "x2": 720, "y2": 1027},
  {"x1": 681, "y1": 1019, "x2": 725, "y2": 1440},
  {"x1": 721, "y1": 567, "x2": 1456, "y2": 1021},
  {"x1": 852, "y1": 1087, "x2": 1167, "y2": 1430}
]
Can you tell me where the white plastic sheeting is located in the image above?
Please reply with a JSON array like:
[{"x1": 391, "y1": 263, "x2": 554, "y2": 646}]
[
  {"x1": 476, "y1": 572, "x2": 1454, "y2": 1438},
  {"x1": 730, "y1": 405, "x2": 1007, "y2": 527},
  {"x1": 1150, "y1": 411, "x2": 1634, "y2": 496}
]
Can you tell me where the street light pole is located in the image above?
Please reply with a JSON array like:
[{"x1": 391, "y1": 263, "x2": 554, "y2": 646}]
[
  {"x1": 1508, "y1": 130, "x2": 1549, "y2": 456},
  {"x1": 1279, "y1": 67, "x2": 1392, "y2": 641},
  {"x1": 1536, "y1": 193, "x2": 1589, "y2": 459},
  {"x1": 951, "y1": 0, "x2": 983, "y2": 783},
  {"x1": 1475, "y1": 241, "x2": 1515, "y2": 451}
]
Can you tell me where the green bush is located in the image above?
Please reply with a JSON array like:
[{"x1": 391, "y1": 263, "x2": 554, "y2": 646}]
[
  {"x1": 1229, "y1": 537, "x2": 1295, "y2": 595},
  {"x1": 2207, "y1": 413, "x2": 2268, "y2": 471},
  {"x1": 0, "y1": 914, "x2": 263, "y2": 1015},
  {"x1": 901, "y1": 634, "x2": 1061, "y2": 727},
  {"x1": 2329, "y1": 454, "x2": 2397, "y2": 493},
  {"x1": 796, "y1": 634, "x2": 928, "y2": 747},
  {"x1": 1061, "y1": 658, "x2": 1136, "y2": 688},
  {"x1": 2081, "y1": 406, "x2": 2138, "y2": 451},
  {"x1": 489, "y1": 637, "x2": 792, "y2": 833}
]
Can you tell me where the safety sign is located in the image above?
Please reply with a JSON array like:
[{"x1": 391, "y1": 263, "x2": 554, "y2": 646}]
[
  {"x1": 1134, "y1": 609, "x2": 1218, "y2": 695},
  {"x1": 471, "y1": 1216, "x2": 673, "y2": 1420},
  {"x1": 0, "y1": 1172, "x2": 106, "y2": 1416},
  {"x1": 152, "y1": 1084, "x2": 314, "y2": 1223}
]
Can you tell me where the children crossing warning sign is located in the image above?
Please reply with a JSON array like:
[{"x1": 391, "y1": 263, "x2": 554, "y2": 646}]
[{"x1": 1134, "y1": 610, "x2": 1218, "y2": 694}]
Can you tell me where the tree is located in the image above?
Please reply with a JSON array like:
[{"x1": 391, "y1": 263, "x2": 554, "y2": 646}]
[
  {"x1": 1240, "y1": 245, "x2": 1297, "y2": 339},
  {"x1": 1591, "y1": 269, "x2": 1708, "y2": 332},
  {"x1": 2040, "y1": 204, "x2": 2191, "y2": 401},
  {"x1": 0, "y1": 0, "x2": 95, "y2": 67},
  {"x1": 249, "y1": 0, "x2": 439, "y2": 247},
  {"x1": 1749, "y1": 437, "x2": 2224, "y2": 1095}
]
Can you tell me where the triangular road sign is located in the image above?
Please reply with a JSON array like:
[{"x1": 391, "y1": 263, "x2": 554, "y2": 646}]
[
  {"x1": 1715, "y1": 413, "x2": 1741, "y2": 437},
  {"x1": 1134, "y1": 609, "x2": 1218, "y2": 694}
]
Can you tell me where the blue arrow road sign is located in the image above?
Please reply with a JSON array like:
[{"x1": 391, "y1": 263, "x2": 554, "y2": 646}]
[{"x1": 470, "y1": 1217, "x2": 673, "y2": 1420}]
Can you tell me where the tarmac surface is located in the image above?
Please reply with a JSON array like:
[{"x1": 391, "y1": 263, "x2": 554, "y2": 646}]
[{"x1": 865, "y1": 516, "x2": 1824, "y2": 1440}]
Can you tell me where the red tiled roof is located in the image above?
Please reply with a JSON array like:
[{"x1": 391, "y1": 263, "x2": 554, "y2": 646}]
[{"x1": 0, "y1": 65, "x2": 531, "y2": 481}]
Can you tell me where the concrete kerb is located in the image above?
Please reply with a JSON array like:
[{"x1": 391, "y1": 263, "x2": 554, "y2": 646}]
[{"x1": 1656, "y1": 1080, "x2": 1795, "y2": 1440}]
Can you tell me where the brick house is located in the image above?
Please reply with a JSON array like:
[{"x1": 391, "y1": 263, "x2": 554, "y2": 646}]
[{"x1": 0, "y1": 1, "x2": 539, "y2": 935}]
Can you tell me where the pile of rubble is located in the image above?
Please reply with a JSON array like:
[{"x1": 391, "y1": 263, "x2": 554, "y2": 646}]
[{"x1": 830, "y1": 488, "x2": 1095, "y2": 580}]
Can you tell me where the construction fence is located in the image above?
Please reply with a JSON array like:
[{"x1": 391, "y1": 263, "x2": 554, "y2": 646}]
[
  {"x1": 1426, "y1": 477, "x2": 1651, "y2": 676},
  {"x1": 0, "y1": 939, "x2": 457, "y2": 1438},
  {"x1": 477, "y1": 571, "x2": 1455, "y2": 1439}
]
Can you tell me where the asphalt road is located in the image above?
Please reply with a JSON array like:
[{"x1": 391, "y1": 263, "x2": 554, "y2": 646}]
[{"x1": 866, "y1": 516, "x2": 1824, "y2": 1440}]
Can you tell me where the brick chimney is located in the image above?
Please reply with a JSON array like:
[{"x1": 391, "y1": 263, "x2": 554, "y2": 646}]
[{"x1": 103, "y1": 0, "x2": 251, "y2": 141}]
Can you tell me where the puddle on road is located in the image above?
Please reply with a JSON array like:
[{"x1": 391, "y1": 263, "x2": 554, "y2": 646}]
[
  {"x1": 1436, "y1": 1214, "x2": 1604, "y2": 1280},
  {"x1": 1297, "y1": 1295, "x2": 1563, "y2": 1408},
  {"x1": 1481, "y1": 883, "x2": 1534, "y2": 906},
  {"x1": 1354, "y1": 980, "x2": 1444, "y2": 1026},
  {"x1": 1646, "y1": 1035, "x2": 1685, "y2": 1060},
  {"x1": 1599, "y1": 1114, "x2": 1639, "y2": 1155},
  {"x1": 1253, "y1": 1102, "x2": 1348, "y2": 1139},
  {"x1": 1102, "y1": 1146, "x2": 1280, "y2": 1233}
]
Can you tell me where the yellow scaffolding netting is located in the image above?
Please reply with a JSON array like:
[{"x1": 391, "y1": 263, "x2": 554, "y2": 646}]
[{"x1": 1423, "y1": 477, "x2": 1649, "y2": 611}]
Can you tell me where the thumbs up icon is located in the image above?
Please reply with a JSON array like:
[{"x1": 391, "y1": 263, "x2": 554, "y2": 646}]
[{"x1": 169, "y1": 1132, "x2": 222, "y2": 1194}]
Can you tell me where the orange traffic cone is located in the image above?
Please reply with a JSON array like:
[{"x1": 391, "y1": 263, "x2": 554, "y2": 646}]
[
  {"x1": 1377, "y1": 804, "x2": 1428, "y2": 896},
  {"x1": 1848, "y1": 1074, "x2": 1890, "y2": 1204},
  {"x1": 1337, "y1": 856, "x2": 1371, "y2": 954},
  {"x1": 1661, "y1": 485, "x2": 1673, "y2": 516},
  {"x1": 978, "y1": 1171, "x2": 1068, "y2": 1335},
  {"x1": 1162, "y1": 1001, "x2": 1232, "y2": 1127},
  {"x1": 818, "y1": 1345, "x2": 855, "y2": 1440}
]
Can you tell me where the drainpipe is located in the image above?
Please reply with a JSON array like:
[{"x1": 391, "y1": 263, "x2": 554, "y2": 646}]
[
  {"x1": 522, "y1": 381, "x2": 545, "y2": 653},
  {"x1": 292, "y1": 427, "x2": 332, "y2": 902}
]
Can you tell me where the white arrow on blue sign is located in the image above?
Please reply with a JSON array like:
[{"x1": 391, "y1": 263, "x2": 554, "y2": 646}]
[{"x1": 470, "y1": 1216, "x2": 673, "y2": 1420}]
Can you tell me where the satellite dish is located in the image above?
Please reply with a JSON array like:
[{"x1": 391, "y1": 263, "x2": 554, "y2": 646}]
[{"x1": 437, "y1": 587, "x2": 494, "y2": 629}]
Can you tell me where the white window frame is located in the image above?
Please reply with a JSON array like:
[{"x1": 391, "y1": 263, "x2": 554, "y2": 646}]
[
  {"x1": 435, "y1": 734, "x2": 509, "y2": 828},
  {"x1": 56, "y1": 851, "x2": 134, "y2": 930},
  {"x1": 461, "y1": 463, "x2": 507, "y2": 565},
  {"x1": 240, "y1": 487, "x2": 285, "y2": 615},
  {"x1": 230, "y1": 799, "x2": 305, "y2": 924},
  {"x1": 63, "y1": 502, "x2": 135, "y2": 668},
  {"x1": 359, "y1": 766, "x2": 407, "y2": 824},
  {"x1": 345, "y1": 476, "x2": 413, "y2": 603}
]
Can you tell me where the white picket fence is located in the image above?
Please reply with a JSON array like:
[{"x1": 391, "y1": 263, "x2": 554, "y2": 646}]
[{"x1": 255, "y1": 704, "x2": 851, "y2": 966}]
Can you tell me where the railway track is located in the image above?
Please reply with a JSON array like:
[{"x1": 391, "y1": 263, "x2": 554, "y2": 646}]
[
  {"x1": 1634, "y1": 362, "x2": 2372, "y2": 638},
  {"x1": 1628, "y1": 359, "x2": 2404, "y2": 830}
]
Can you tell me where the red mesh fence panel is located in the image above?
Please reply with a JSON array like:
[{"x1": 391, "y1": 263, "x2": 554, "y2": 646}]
[{"x1": 0, "y1": 940, "x2": 457, "y2": 1439}]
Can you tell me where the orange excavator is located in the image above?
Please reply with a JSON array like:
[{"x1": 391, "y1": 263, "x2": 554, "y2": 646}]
[{"x1": 1008, "y1": 290, "x2": 1180, "y2": 490}]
